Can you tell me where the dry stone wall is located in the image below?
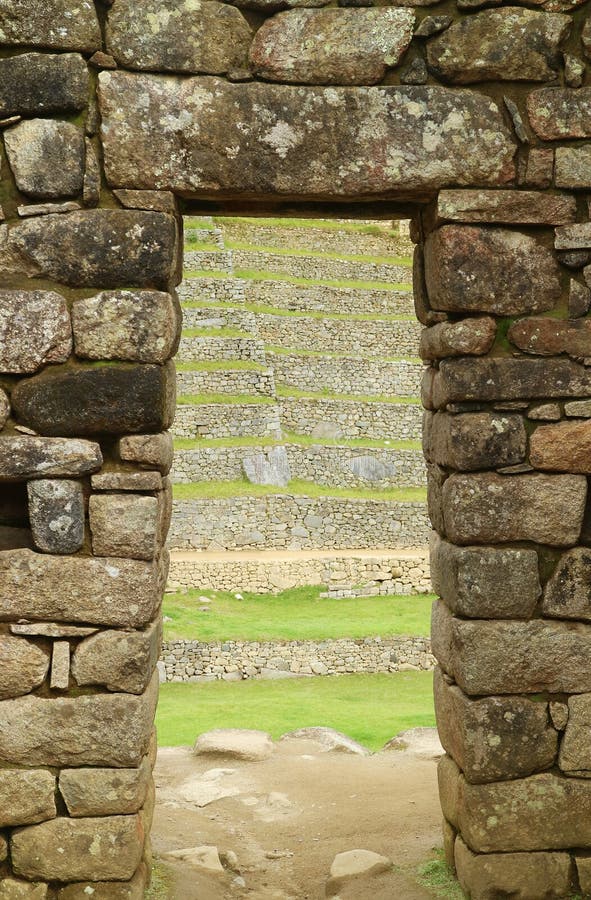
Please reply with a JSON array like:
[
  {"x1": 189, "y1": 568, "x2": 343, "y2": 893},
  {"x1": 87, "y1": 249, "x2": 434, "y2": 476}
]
[{"x1": 2, "y1": 0, "x2": 591, "y2": 894}]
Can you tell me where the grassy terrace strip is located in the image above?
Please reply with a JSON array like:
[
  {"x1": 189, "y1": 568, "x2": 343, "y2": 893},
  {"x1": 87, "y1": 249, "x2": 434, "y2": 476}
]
[
  {"x1": 175, "y1": 360, "x2": 267, "y2": 373},
  {"x1": 176, "y1": 393, "x2": 276, "y2": 406},
  {"x1": 156, "y1": 671, "x2": 435, "y2": 749},
  {"x1": 163, "y1": 586, "x2": 433, "y2": 642},
  {"x1": 265, "y1": 344, "x2": 421, "y2": 363},
  {"x1": 205, "y1": 239, "x2": 413, "y2": 268},
  {"x1": 276, "y1": 385, "x2": 422, "y2": 404},
  {"x1": 172, "y1": 480, "x2": 428, "y2": 501},
  {"x1": 181, "y1": 326, "x2": 254, "y2": 338},
  {"x1": 173, "y1": 434, "x2": 423, "y2": 450},
  {"x1": 183, "y1": 268, "x2": 413, "y2": 292},
  {"x1": 212, "y1": 215, "x2": 405, "y2": 238},
  {"x1": 181, "y1": 298, "x2": 416, "y2": 323}
]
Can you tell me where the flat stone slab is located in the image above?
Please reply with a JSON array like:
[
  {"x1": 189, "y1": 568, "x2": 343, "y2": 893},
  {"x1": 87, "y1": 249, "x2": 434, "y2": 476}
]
[
  {"x1": 99, "y1": 74, "x2": 516, "y2": 200},
  {"x1": 0, "y1": 437, "x2": 102, "y2": 482},
  {"x1": 280, "y1": 727, "x2": 370, "y2": 756},
  {"x1": 433, "y1": 188, "x2": 576, "y2": 225}
]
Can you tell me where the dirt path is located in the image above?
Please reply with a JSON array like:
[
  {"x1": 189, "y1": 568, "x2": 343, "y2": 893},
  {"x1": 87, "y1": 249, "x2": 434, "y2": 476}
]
[
  {"x1": 170, "y1": 548, "x2": 428, "y2": 563},
  {"x1": 151, "y1": 732, "x2": 444, "y2": 899}
]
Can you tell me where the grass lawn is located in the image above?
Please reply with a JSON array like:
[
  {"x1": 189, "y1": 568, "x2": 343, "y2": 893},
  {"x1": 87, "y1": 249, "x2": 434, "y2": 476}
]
[
  {"x1": 211, "y1": 215, "x2": 404, "y2": 238},
  {"x1": 172, "y1": 480, "x2": 428, "y2": 502},
  {"x1": 176, "y1": 393, "x2": 275, "y2": 406},
  {"x1": 163, "y1": 586, "x2": 434, "y2": 642},
  {"x1": 156, "y1": 671, "x2": 435, "y2": 749}
]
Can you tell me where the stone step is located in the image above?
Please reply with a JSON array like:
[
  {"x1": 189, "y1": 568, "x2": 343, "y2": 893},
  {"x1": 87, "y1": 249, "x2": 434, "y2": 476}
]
[
  {"x1": 176, "y1": 367, "x2": 276, "y2": 397},
  {"x1": 177, "y1": 335, "x2": 266, "y2": 363},
  {"x1": 269, "y1": 351, "x2": 423, "y2": 397},
  {"x1": 183, "y1": 248, "x2": 412, "y2": 284},
  {"x1": 173, "y1": 403, "x2": 282, "y2": 440},
  {"x1": 217, "y1": 220, "x2": 413, "y2": 258},
  {"x1": 168, "y1": 547, "x2": 430, "y2": 596},
  {"x1": 279, "y1": 396, "x2": 423, "y2": 441},
  {"x1": 168, "y1": 495, "x2": 429, "y2": 552},
  {"x1": 172, "y1": 442, "x2": 426, "y2": 489},
  {"x1": 179, "y1": 274, "x2": 414, "y2": 316}
]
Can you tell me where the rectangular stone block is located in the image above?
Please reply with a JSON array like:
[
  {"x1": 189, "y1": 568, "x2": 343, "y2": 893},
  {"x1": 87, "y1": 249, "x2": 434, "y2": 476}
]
[
  {"x1": 118, "y1": 432, "x2": 173, "y2": 475},
  {"x1": 433, "y1": 189, "x2": 576, "y2": 226},
  {"x1": 0, "y1": 549, "x2": 164, "y2": 627},
  {"x1": 71, "y1": 621, "x2": 161, "y2": 694},
  {"x1": 430, "y1": 535, "x2": 540, "y2": 619},
  {"x1": 0, "y1": 673, "x2": 158, "y2": 767},
  {"x1": 509, "y1": 317, "x2": 591, "y2": 362},
  {"x1": 59, "y1": 758, "x2": 151, "y2": 817},
  {"x1": 0, "y1": 770, "x2": 56, "y2": 828},
  {"x1": 556, "y1": 146, "x2": 591, "y2": 189},
  {"x1": 559, "y1": 694, "x2": 591, "y2": 775},
  {"x1": 432, "y1": 599, "x2": 591, "y2": 695},
  {"x1": 543, "y1": 549, "x2": 591, "y2": 623},
  {"x1": 0, "y1": 53, "x2": 88, "y2": 118},
  {"x1": 442, "y1": 472, "x2": 586, "y2": 546},
  {"x1": 98, "y1": 74, "x2": 516, "y2": 200},
  {"x1": 432, "y1": 358, "x2": 591, "y2": 407},
  {"x1": 425, "y1": 411, "x2": 526, "y2": 471},
  {"x1": 0, "y1": 437, "x2": 102, "y2": 482},
  {"x1": 419, "y1": 317, "x2": 496, "y2": 361},
  {"x1": 530, "y1": 419, "x2": 591, "y2": 473},
  {"x1": 434, "y1": 668, "x2": 557, "y2": 784},
  {"x1": 57, "y1": 868, "x2": 146, "y2": 900},
  {"x1": 0, "y1": 1, "x2": 100, "y2": 52},
  {"x1": 528, "y1": 87, "x2": 591, "y2": 139},
  {"x1": 89, "y1": 494, "x2": 160, "y2": 561},
  {"x1": 454, "y1": 838, "x2": 572, "y2": 900},
  {"x1": 11, "y1": 816, "x2": 144, "y2": 882}
]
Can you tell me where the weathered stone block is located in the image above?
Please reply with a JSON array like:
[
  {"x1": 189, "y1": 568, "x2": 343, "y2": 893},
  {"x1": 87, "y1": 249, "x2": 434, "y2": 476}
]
[
  {"x1": 0, "y1": 437, "x2": 102, "y2": 482},
  {"x1": 419, "y1": 317, "x2": 496, "y2": 361},
  {"x1": 430, "y1": 535, "x2": 540, "y2": 619},
  {"x1": 569, "y1": 279, "x2": 591, "y2": 317},
  {"x1": 434, "y1": 668, "x2": 557, "y2": 784},
  {"x1": 559, "y1": 694, "x2": 591, "y2": 774},
  {"x1": 424, "y1": 226, "x2": 561, "y2": 315},
  {"x1": 433, "y1": 358, "x2": 591, "y2": 406},
  {"x1": 427, "y1": 9, "x2": 570, "y2": 83},
  {"x1": 72, "y1": 621, "x2": 161, "y2": 694},
  {"x1": 528, "y1": 87, "x2": 591, "y2": 139},
  {"x1": 4, "y1": 120, "x2": 84, "y2": 200},
  {"x1": 0, "y1": 550, "x2": 164, "y2": 628},
  {"x1": 426, "y1": 412, "x2": 526, "y2": 471},
  {"x1": 11, "y1": 816, "x2": 144, "y2": 882},
  {"x1": 57, "y1": 868, "x2": 146, "y2": 900},
  {"x1": 530, "y1": 420, "x2": 591, "y2": 472},
  {"x1": 0, "y1": 53, "x2": 88, "y2": 118},
  {"x1": 118, "y1": 433, "x2": 173, "y2": 475},
  {"x1": 522, "y1": 147, "x2": 554, "y2": 189},
  {"x1": 99, "y1": 74, "x2": 516, "y2": 199},
  {"x1": 106, "y1": 0, "x2": 252, "y2": 74},
  {"x1": 555, "y1": 222, "x2": 591, "y2": 250},
  {"x1": 27, "y1": 480, "x2": 84, "y2": 555},
  {"x1": 0, "y1": 289, "x2": 71, "y2": 375},
  {"x1": 433, "y1": 189, "x2": 576, "y2": 226},
  {"x1": 543, "y1": 548, "x2": 591, "y2": 622},
  {"x1": 1, "y1": 210, "x2": 177, "y2": 290},
  {"x1": 89, "y1": 494, "x2": 160, "y2": 560},
  {"x1": 432, "y1": 599, "x2": 591, "y2": 695},
  {"x1": 454, "y1": 838, "x2": 572, "y2": 900},
  {"x1": 0, "y1": 390, "x2": 8, "y2": 429},
  {"x1": 60, "y1": 759, "x2": 151, "y2": 817},
  {"x1": 0, "y1": 0, "x2": 100, "y2": 52},
  {"x1": 250, "y1": 8, "x2": 414, "y2": 85},
  {"x1": 72, "y1": 291, "x2": 180, "y2": 364},
  {"x1": 556, "y1": 146, "x2": 591, "y2": 189},
  {"x1": 0, "y1": 770, "x2": 56, "y2": 828},
  {"x1": 442, "y1": 472, "x2": 586, "y2": 546},
  {"x1": 91, "y1": 471, "x2": 163, "y2": 492},
  {"x1": 0, "y1": 880, "x2": 48, "y2": 899},
  {"x1": 0, "y1": 673, "x2": 158, "y2": 767},
  {"x1": 0, "y1": 635, "x2": 50, "y2": 700},
  {"x1": 12, "y1": 362, "x2": 176, "y2": 437}
]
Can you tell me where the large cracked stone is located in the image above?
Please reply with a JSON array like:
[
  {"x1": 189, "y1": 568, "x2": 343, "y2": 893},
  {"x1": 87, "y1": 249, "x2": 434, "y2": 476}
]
[
  {"x1": 427, "y1": 9, "x2": 570, "y2": 83},
  {"x1": 0, "y1": 770, "x2": 56, "y2": 828},
  {"x1": 4, "y1": 120, "x2": 85, "y2": 200},
  {"x1": 543, "y1": 548, "x2": 591, "y2": 622},
  {"x1": 432, "y1": 599, "x2": 591, "y2": 695},
  {"x1": 0, "y1": 438, "x2": 102, "y2": 482},
  {"x1": 59, "y1": 759, "x2": 151, "y2": 817},
  {"x1": 72, "y1": 291, "x2": 181, "y2": 364},
  {"x1": 530, "y1": 419, "x2": 591, "y2": 473},
  {"x1": 509, "y1": 316, "x2": 591, "y2": 361},
  {"x1": 0, "y1": 549, "x2": 164, "y2": 627},
  {"x1": 250, "y1": 8, "x2": 414, "y2": 85},
  {"x1": 0, "y1": 673, "x2": 158, "y2": 767},
  {"x1": 0, "y1": 53, "x2": 88, "y2": 118},
  {"x1": 27, "y1": 480, "x2": 85, "y2": 555},
  {"x1": 0, "y1": 635, "x2": 50, "y2": 700},
  {"x1": 434, "y1": 668, "x2": 557, "y2": 783},
  {"x1": 11, "y1": 816, "x2": 144, "y2": 882},
  {"x1": 0, "y1": 290, "x2": 71, "y2": 374},
  {"x1": 72, "y1": 622, "x2": 161, "y2": 695},
  {"x1": 12, "y1": 362, "x2": 176, "y2": 436},
  {"x1": 424, "y1": 226, "x2": 561, "y2": 315},
  {"x1": 454, "y1": 838, "x2": 572, "y2": 900},
  {"x1": 0, "y1": 210, "x2": 177, "y2": 290},
  {"x1": 106, "y1": 0, "x2": 252, "y2": 74},
  {"x1": 528, "y1": 87, "x2": 591, "y2": 139},
  {"x1": 99, "y1": 74, "x2": 516, "y2": 199},
  {"x1": 430, "y1": 535, "x2": 541, "y2": 619},
  {"x1": 0, "y1": 0, "x2": 100, "y2": 52},
  {"x1": 425, "y1": 412, "x2": 526, "y2": 471},
  {"x1": 442, "y1": 472, "x2": 586, "y2": 546}
]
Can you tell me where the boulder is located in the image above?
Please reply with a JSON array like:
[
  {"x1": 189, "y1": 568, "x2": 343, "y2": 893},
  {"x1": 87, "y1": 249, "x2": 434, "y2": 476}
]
[
  {"x1": 164, "y1": 845, "x2": 224, "y2": 873},
  {"x1": 559, "y1": 694, "x2": 591, "y2": 774},
  {"x1": 509, "y1": 316, "x2": 591, "y2": 361},
  {"x1": 326, "y1": 849, "x2": 392, "y2": 896},
  {"x1": 555, "y1": 146, "x2": 591, "y2": 189},
  {"x1": 0, "y1": 290, "x2": 71, "y2": 374},
  {"x1": 194, "y1": 729, "x2": 275, "y2": 761},
  {"x1": 243, "y1": 447, "x2": 290, "y2": 487},
  {"x1": 118, "y1": 432, "x2": 173, "y2": 475},
  {"x1": 0, "y1": 881, "x2": 48, "y2": 899},
  {"x1": 57, "y1": 869, "x2": 146, "y2": 900},
  {"x1": 382, "y1": 727, "x2": 443, "y2": 759},
  {"x1": 530, "y1": 419, "x2": 591, "y2": 472},
  {"x1": 280, "y1": 727, "x2": 370, "y2": 756}
]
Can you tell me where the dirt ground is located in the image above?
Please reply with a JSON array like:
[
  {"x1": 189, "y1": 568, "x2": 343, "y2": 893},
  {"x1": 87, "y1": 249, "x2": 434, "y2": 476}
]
[{"x1": 151, "y1": 730, "x2": 444, "y2": 899}]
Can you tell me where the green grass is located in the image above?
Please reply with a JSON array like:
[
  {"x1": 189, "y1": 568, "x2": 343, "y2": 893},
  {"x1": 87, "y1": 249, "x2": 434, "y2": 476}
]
[
  {"x1": 145, "y1": 862, "x2": 174, "y2": 900},
  {"x1": 176, "y1": 393, "x2": 275, "y2": 406},
  {"x1": 276, "y1": 385, "x2": 422, "y2": 404},
  {"x1": 163, "y1": 586, "x2": 433, "y2": 642},
  {"x1": 182, "y1": 297, "x2": 415, "y2": 324},
  {"x1": 156, "y1": 671, "x2": 435, "y2": 749},
  {"x1": 172, "y1": 480, "x2": 427, "y2": 502},
  {"x1": 184, "y1": 218, "x2": 216, "y2": 230},
  {"x1": 173, "y1": 434, "x2": 422, "y2": 451},
  {"x1": 417, "y1": 851, "x2": 465, "y2": 900},
  {"x1": 176, "y1": 359, "x2": 267, "y2": 373},
  {"x1": 223, "y1": 239, "x2": 412, "y2": 268},
  {"x1": 212, "y1": 215, "x2": 408, "y2": 239},
  {"x1": 183, "y1": 239, "x2": 221, "y2": 252},
  {"x1": 183, "y1": 268, "x2": 412, "y2": 292},
  {"x1": 181, "y1": 326, "x2": 253, "y2": 339}
]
